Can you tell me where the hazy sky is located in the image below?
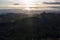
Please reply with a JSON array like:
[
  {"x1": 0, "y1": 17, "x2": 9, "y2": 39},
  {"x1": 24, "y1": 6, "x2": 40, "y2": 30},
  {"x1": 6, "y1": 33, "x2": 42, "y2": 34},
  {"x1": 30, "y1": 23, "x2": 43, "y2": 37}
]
[
  {"x1": 0, "y1": 0, "x2": 57, "y2": 5},
  {"x1": 0, "y1": 0, "x2": 60, "y2": 9},
  {"x1": 55, "y1": 0, "x2": 60, "y2": 1}
]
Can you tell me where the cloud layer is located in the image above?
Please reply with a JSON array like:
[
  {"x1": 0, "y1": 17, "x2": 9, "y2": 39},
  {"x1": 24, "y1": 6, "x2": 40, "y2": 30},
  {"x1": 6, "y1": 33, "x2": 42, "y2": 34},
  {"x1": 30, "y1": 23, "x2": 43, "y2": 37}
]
[
  {"x1": 0, "y1": 0, "x2": 59, "y2": 5},
  {"x1": 0, "y1": 0, "x2": 23, "y2": 4},
  {"x1": 55, "y1": 0, "x2": 60, "y2": 1},
  {"x1": 0, "y1": 0, "x2": 13, "y2": 4}
]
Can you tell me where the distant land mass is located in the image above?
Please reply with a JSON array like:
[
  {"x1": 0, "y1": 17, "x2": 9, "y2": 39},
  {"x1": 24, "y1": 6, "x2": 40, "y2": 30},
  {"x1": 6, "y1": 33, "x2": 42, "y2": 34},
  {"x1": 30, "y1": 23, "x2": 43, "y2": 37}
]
[{"x1": 43, "y1": 2, "x2": 60, "y2": 4}]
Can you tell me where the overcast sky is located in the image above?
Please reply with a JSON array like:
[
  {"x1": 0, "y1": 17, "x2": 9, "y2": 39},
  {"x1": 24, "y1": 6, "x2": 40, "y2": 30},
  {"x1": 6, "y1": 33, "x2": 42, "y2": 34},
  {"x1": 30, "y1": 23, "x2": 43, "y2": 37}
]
[
  {"x1": 0, "y1": 0, "x2": 60, "y2": 5},
  {"x1": 55, "y1": 0, "x2": 60, "y2": 1}
]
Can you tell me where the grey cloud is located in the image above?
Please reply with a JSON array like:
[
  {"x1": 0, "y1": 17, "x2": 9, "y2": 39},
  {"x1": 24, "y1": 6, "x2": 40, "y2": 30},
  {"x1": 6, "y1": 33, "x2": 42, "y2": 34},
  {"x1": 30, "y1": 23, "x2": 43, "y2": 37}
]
[
  {"x1": 0, "y1": 0, "x2": 23, "y2": 5},
  {"x1": 0, "y1": 0, "x2": 14, "y2": 5},
  {"x1": 55, "y1": 0, "x2": 60, "y2": 2}
]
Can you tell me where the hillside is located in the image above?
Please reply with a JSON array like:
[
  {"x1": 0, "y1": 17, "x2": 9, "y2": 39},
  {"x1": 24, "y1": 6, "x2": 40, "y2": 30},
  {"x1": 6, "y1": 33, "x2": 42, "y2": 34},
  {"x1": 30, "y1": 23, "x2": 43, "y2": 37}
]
[{"x1": 0, "y1": 12, "x2": 60, "y2": 40}]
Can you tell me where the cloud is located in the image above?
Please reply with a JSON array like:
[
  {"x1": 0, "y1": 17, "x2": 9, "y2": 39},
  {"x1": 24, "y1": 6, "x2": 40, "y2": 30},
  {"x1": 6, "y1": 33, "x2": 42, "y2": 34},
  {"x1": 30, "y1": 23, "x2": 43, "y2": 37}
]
[
  {"x1": 55, "y1": 0, "x2": 60, "y2": 1},
  {"x1": 0, "y1": 0, "x2": 58, "y2": 5},
  {"x1": 0, "y1": 0, "x2": 25, "y2": 5},
  {"x1": 0, "y1": 0, "x2": 13, "y2": 4}
]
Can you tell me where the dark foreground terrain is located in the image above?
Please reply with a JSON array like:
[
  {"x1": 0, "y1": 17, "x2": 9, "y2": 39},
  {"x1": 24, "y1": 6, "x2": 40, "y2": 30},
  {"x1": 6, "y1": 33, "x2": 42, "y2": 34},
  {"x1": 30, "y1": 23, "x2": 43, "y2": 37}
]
[{"x1": 0, "y1": 12, "x2": 60, "y2": 40}]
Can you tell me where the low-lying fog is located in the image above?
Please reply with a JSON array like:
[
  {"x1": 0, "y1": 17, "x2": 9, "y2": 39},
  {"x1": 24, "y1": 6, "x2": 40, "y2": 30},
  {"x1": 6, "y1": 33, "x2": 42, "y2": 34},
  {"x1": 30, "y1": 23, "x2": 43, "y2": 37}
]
[{"x1": 0, "y1": 7, "x2": 60, "y2": 17}]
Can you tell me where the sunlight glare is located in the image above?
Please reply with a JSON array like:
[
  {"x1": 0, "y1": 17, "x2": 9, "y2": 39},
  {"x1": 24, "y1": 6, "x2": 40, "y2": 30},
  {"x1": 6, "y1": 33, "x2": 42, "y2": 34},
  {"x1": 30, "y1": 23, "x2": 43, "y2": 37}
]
[
  {"x1": 23, "y1": 0, "x2": 34, "y2": 7},
  {"x1": 23, "y1": 0, "x2": 36, "y2": 10}
]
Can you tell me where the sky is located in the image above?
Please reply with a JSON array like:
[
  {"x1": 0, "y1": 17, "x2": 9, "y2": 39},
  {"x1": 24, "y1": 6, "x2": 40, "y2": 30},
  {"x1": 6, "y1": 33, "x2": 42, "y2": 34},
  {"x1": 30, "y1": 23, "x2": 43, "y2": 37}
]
[
  {"x1": 0, "y1": 0, "x2": 56, "y2": 5},
  {"x1": 0, "y1": 0, "x2": 60, "y2": 10},
  {"x1": 0, "y1": 0, "x2": 60, "y2": 9}
]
